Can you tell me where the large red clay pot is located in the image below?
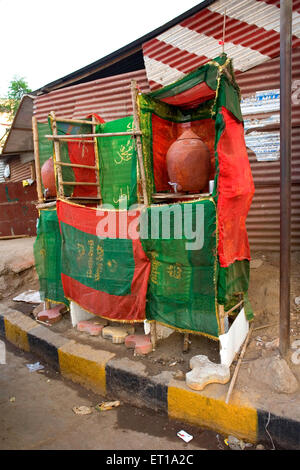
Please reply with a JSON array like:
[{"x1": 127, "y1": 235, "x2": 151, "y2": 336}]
[
  {"x1": 41, "y1": 157, "x2": 56, "y2": 197},
  {"x1": 166, "y1": 129, "x2": 210, "y2": 192}
]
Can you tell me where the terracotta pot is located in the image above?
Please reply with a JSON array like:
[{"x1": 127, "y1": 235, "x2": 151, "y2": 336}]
[
  {"x1": 166, "y1": 129, "x2": 210, "y2": 192},
  {"x1": 41, "y1": 157, "x2": 56, "y2": 197}
]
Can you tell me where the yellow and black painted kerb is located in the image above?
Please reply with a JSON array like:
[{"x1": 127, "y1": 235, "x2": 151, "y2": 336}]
[{"x1": 1, "y1": 310, "x2": 300, "y2": 449}]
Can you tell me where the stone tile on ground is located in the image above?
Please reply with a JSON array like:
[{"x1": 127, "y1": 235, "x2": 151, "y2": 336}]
[
  {"x1": 102, "y1": 325, "x2": 135, "y2": 344},
  {"x1": 125, "y1": 334, "x2": 153, "y2": 355}
]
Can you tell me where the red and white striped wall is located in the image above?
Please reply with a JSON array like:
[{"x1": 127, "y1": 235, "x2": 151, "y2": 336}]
[{"x1": 142, "y1": 0, "x2": 300, "y2": 90}]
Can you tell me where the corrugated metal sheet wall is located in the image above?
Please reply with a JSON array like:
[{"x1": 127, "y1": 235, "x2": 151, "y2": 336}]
[
  {"x1": 0, "y1": 160, "x2": 4, "y2": 182},
  {"x1": 237, "y1": 48, "x2": 300, "y2": 251},
  {"x1": 34, "y1": 69, "x2": 150, "y2": 123},
  {"x1": 33, "y1": 54, "x2": 299, "y2": 252},
  {"x1": 7, "y1": 157, "x2": 32, "y2": 182}
]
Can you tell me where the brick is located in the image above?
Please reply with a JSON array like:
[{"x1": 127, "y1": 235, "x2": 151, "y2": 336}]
[
  {"x1": 125, "y1": 334, "x2": 153, "y2": 355},
  {"x1": 77, "y1": 319, "x2": 107, "y2": 336},
  {"x1": 102, "y1": 325, "x2": 135, "y2": 344},
  {"x1": 37, "y1": 305, "x2": 65, "y2": 324}
]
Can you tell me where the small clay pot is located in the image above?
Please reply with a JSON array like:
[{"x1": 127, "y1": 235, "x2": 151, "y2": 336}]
[
  {"x1": 166, "y1": 129, "x2": 210, "y2": 192},
  {"x1": 41, "y1": 157, "x2": 56, "y2": 197}
]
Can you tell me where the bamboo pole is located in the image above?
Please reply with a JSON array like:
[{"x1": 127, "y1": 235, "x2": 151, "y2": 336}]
[
  {"x1": 150, "y1": 322, "x2": 157, "y2": 350},
  {"x1": 55, "y1": 161, "x2": 98, "y2": 170},
  {"x1": 32, "y1": 116, "x2": 44, "y2": 203},
  {"x1": 131, "y1": 80, "x2": 149, "y2": 206},
  {"x1": 51, "y1": 138, "x2": 94, "y2": 144},
  {"x1": 225, "y1": 299, "x2": 244, "y2": 316},
  {"x1": 55, "y1": 117, "x2": 95, "y2": 126},
  {"x1": 183, "y1": 334, "x2": 190, "y2": 353},
  {"x1": 225, "y1": 324, "x2": 254, "y2": 404},
  {"x1": 62, "y1": 181, "x2": 99, "y2": 186},
  {"x1": 92, "y1": 115, "x2": 102, "y2": 203},
  {"x1": 36, "y1": 201, "x2": 57, "y2": 209},
  {"x1": 0, "y1": 235, "x2": 29, "y2": 240},
  {"x1": 218, "y1": 304, "x2": 226, "y2": 334},
  {"x1": 50, "y1": 112, "x2": 64, "y2": 198},
  {"x1": 45, "y1": 131, "x2": 142, "y2": 140}
]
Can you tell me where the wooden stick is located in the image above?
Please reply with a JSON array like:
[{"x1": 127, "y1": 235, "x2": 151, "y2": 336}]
[
  {"x1": 32, "y1": 116, "x2": 44, "y2": 203},
  {"x1": 55, "y1": 161, "x2": 97, "y2": 170},
  {"x1": 50, "y1": 112, "x2": 64, "y2": 198},
  {"x1": 0, "y1": 235, "x2": 29, "y2": 240},
  {"x1": 150, "y1": 322, "x2": 157, "y2": 350},
  {"x1": 222, "y1": 8, "x2": 227, "y2": 54},
  {"x1": 225, "y1": 324, "x2": 254, "y2": 404},
  {"x1": 183, "y1": 333, "x2": 190, "y2": 353},
  {"x1": 55, "y1": 117, "x2": 95, "y2": 125},
  {"x1": 45, "y1": 131, "x2": 142, "y2": 140},
  {"x1": 131, "y1": 80, "x2": 149, "y2": 206},
  {"x1": 62, "y1": 181, "x2": 99, "y2": 186},
  {"x1": 66, "y1": 196, "x2": 101, "y2": 201},
  {"x1": 92, "y1": 114, "x2": 102, "y2": 202},
  {"x1": 225, "y1": 299, "x2": 244, "y2": 316},
  {"x1": 218, "y1": 304, "x2": 226, "y2": 334},
  {"x1": 55, "y1": 138, "x2": 94, "y2": 144},
  {"x1": 36, "y1": 201, "x2": 57, "y2": 209}
]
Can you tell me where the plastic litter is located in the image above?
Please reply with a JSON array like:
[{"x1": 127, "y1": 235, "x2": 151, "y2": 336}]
[
  {"x1": 9, "y1": 397, "x2": 15, "y2": 403},
  {"x1": 95, "y1": 401, "x2": 120, "y2": 412},
  {"x1": 177, "y1": 430, "x2": 193, "y2": 443},
  {"x1": 26, "y1": 362, "x2": 44, "y2": 372}
]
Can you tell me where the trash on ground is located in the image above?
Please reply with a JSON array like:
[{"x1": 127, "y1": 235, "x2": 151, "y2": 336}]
[
  {"x1": 9, "y1": 397, "x2": 15, "y2": 402},
  {"x1": 95, "y1": 400, "x2": 120, "y2": 412},
  {"x1": 169, "y1": 361, "x2": 177, "y2": 366},
  {"x1": 224, "y1": 435, "x2": 252, "y2": 450},
  {"x1": 13, "y1": 290, "x2": 41, "y2": 304},
  {"x1": 177, "y1": 430, "x2": 193, "y2": 443},
  {"x1": 256, "y1": 444, "x2": 265, "y2": 450},
  {"x1": 72, "y1": 406, "x2": 93, "y2": 415},
  {"x1": 294, "y1": 296, "x2": 300, "y2": 306},
  {"x1": 26, "y1": 362, "x2": 44, "y2": 372}
]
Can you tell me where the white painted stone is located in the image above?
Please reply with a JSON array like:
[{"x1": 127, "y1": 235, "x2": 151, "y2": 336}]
[
  {"x1": 156, "y1": 324, "x2": 174, "y2": 341},
  {"x1": 186, "y1": 355, "x2": 230, "y2": 391},
  {"x1": 0, "y1": 340, "x2": 6, "y2": 364},
  {"x1": 13, "y1": 290, "x2": 41, "y2": 303},
  {"x1": 70, "y1": 301, "x2": 94, "y2": 327},
  {"x1": 219, "y1": 308, "x2": 249, "y2": 368}
]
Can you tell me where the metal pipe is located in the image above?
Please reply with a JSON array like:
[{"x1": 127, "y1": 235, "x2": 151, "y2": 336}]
[{"x1": 280, "y1": 0, "x2": 292, "y2": 356}]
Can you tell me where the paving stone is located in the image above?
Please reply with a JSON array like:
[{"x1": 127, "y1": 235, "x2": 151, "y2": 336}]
[
  {"x1": 102, "y1": 325, "x2": 135, "y2": 344},
  {"x1": 125, "y1": 334, "x2": 153, "y2": 355},
  {"x1": 186, "y1": 355, "x2": 230, "y2": 391},
  {"x1": 37, "y1": 305, "x2": 65, "y2": 324},
  {"x1": 77, "y1": 318, "x2": 108, "y2": 336}
]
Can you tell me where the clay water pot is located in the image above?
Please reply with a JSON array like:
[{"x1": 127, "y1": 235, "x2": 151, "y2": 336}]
[
  {"x1": 166, "y1": 129, "x2": 210, "y2": 192},
  {"x1": 41, "y1": 157, "x2": 56, "y2": 197}
]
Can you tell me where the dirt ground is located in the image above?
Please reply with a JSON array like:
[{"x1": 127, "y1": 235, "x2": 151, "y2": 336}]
[{"x1": 1, "y1": 237, "x2": 300, "y2": 420}]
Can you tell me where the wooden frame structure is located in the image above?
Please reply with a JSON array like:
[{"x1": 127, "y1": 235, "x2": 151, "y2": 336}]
[{"x1": 32, "y1": 81, "x2": 247, "y2": 358}]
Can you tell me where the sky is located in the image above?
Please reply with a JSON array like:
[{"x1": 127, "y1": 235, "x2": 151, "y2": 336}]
[{"x1": 0, "y1": 0, "x2": 205, "y2": 96}]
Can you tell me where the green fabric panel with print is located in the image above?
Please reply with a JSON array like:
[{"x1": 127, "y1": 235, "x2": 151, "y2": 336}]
[
  {"x1": 33, "y1": 208, "x2": 69, "y2": 306},
  {"x1": 60, "y1": 222, "x2": 135, "y2": 296},
  {"x1": 96, "y1": 116, "x2": 138, "y2": 208},
  {"x1": 141, "y1": 198, "x2": 220, "y2": 339}
]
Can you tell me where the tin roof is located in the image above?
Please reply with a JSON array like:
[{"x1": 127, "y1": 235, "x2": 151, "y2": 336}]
[
  {"x1": 0, "y1": 95, "x2": 34, "y2": 159},
  {"x1": 142, "y1": 0, "x2": 300, "y2": 90},
  {"x1": 33, "y1": 69, "x2": 150, "y2": 123}
]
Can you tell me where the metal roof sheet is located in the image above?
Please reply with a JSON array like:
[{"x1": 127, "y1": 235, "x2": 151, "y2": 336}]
[
  {"x1": 33, "y1": 69, "x2": 150, "y2": 123},
  {"x1": 142, "y1": 0, "x2": 300, "y2": 90}
]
